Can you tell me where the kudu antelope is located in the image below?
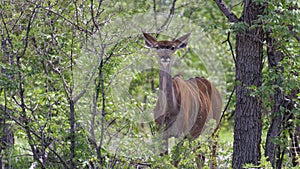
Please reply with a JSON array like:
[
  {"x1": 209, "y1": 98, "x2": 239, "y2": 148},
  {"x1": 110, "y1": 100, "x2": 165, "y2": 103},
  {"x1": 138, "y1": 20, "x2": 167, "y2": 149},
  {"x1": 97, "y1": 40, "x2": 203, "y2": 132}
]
[{"x1": 142, "y1": 32, "x2": 222, "y2": 140}]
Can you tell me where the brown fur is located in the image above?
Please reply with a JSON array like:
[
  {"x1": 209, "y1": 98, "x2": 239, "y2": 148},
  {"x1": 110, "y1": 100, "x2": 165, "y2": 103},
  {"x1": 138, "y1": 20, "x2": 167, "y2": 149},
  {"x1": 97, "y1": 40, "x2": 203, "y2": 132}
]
[
  {"x1": 156, "y1": 75, "x2": 222, "y2": 139},
  {"x1": 142, "y1": 32, "x2": 222, "y2": 140}
]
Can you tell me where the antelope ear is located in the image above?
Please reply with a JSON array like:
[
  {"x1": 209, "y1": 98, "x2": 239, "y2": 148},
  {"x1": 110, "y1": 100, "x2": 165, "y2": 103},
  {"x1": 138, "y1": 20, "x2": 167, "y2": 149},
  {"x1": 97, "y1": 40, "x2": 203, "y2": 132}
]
[
  {"x1": 175, "y1": 33, "x2": 191, "y2": 49},
  {"x1": 142, "y1": 32, "x2": 157, "y2": 48}
]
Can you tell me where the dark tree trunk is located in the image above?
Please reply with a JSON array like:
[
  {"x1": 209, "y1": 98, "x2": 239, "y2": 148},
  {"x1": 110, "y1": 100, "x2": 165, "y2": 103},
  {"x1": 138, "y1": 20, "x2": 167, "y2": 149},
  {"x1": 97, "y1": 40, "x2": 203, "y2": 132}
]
[
  {"x1": 69, "y1": 99, "x2": 75, "y2": 169},
  {"x1": 264, "y1": 31, "x2": 285, "y2": 168},
  {"x1": 0, "y1": 113, "x2": 14, "y2": 169},
  {"x1": 1, "y1": 33, "x2": 14, "y2": 169},
  {"x1": 232, "y1": 1, "x2": 264, "y2": 168}
]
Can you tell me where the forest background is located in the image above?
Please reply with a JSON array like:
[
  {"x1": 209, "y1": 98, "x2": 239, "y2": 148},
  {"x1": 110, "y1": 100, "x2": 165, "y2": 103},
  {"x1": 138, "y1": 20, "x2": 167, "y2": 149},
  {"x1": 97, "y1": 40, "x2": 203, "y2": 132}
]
[{"x1": 0, "y1": 0, "x2": 299, "y2": 168}]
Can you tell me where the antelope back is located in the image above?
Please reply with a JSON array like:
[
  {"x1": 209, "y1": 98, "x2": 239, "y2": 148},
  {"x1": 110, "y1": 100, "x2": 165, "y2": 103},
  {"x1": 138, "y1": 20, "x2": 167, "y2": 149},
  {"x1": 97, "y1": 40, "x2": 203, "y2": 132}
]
[
  {"x1": 159, "y1": 76, "x2": 222, "y2": 139},
  {"x1": 188, "y1": 77, "x2": 222, "y2": 138}
]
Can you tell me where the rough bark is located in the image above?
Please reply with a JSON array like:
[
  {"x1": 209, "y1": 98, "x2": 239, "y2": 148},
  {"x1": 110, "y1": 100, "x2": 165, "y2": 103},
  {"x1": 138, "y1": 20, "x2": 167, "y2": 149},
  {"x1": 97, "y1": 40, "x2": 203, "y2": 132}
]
[
  {"x1": 232, "y1": 1, "x2": 264, "y2": 168},
  {"x1": 264, "y1": 31, "x2": 285, "y2": 168}
]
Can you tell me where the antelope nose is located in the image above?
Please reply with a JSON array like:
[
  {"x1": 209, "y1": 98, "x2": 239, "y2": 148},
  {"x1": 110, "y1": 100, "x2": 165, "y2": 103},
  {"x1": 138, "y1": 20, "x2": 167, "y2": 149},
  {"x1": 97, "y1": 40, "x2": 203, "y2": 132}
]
[{"x1": 161, "y1": 57, "x2": 170, "y2": 63}]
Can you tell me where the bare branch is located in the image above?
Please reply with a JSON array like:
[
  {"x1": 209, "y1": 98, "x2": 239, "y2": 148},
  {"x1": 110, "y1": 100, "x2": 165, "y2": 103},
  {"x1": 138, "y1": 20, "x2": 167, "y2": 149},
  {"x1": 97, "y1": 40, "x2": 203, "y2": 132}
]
[
  {"x1": 47, "y1": 60, "x2": 71, "y2": 95},
  {"x1": 214, "y1": 0, "x2": 239, "y2": 23},
  {"x1": 26, "y1": 0, "x2": 93, "y2": 35},
  {"x1": 222, "y1": 31, "x2": 236, "y2": 65},
  {"x1": 90, "y1": 0, "x2": 105, "y2": 31},
  {"x1": 73, "y1": 89, "x2": 86, "y2": 104},
  {"x1": 2, "y1": 107, "x2": 68, "y2": 168},
  {"x1": 19, "y1": 2, "x2": 38, "y2": 59},
  {"x1": 156, "y1": 0, "x2": 177, "y2": 35}
]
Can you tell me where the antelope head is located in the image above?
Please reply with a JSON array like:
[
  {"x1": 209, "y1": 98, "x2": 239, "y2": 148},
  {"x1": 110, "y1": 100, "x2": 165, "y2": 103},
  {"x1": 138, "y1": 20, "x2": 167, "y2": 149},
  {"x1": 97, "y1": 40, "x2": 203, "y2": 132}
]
[{"x1": 142, "y1": 32, "x2": 191, "y2": 68}]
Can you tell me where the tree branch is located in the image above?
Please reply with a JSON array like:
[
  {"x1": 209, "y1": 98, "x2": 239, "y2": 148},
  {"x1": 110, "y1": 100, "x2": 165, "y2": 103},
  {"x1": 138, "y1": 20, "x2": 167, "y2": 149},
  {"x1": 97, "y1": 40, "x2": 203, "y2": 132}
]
[
  {"x1": 288, "y1": 25, "x2": 300, "y2": 43},
  {"x1": 156, "y1": 0, "x2": 177, "y2": 35},
  {"x1": 214, "y1": 0, "x2": 239, "y2": 23},
  {"x1": 26, "y1": 0, "x2": 93, "y2": 35},
  {"x1": 222, "y1": 31, "x2": 236, "y2": 65}
]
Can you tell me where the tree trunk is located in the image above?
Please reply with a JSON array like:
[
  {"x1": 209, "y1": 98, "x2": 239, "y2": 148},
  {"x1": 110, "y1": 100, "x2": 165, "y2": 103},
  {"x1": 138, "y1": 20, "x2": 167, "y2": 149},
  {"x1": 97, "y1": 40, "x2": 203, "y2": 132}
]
[
  {"x1": 264, "y1": 31, "x2": 285, "y2": 168},
  {"x1": 69, "y1": 99, "x2": 75, "y2": 169},
  {"x1": 0, "y1": 116, "x2": 14, "y2": 169},
  {"x1": 232, "y1": 1, "x2": 264, "y2": 168}
]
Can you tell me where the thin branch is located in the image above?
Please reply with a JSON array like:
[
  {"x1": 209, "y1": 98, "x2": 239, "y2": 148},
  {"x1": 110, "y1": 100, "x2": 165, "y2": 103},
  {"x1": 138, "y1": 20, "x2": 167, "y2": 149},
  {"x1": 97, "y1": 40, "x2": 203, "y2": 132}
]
[
  {"x1": 90, "y1": 0, "x2": 104, "y2": 31},
  {"x1": 1, "y1": 8, "x2": 16, "y2": 49},
  {"x1": 26, "y1": 0, "x2": 93, "y2": 35},
  {"x1": 156, "y1": 0, "x2": 177, "y2": 35},
  {"x1": 153, "y1": 0, "x2": 158, "y2": 30},
  {"x1": 214, "y1": 0, "x2": 239, "y2": 23},
  {"x1": 221, "y1": 86, "x2": 235, "y2": 120},
  {"x1": 95, "y1": 0, "x2": 104, "y2": 19},
  {"x1": 213, "y1": 86, "x2": 235, "y2": 135},
  {"x1": 91, "y1": 0, "x2": 99, "y2": 31},
  {"x1": 47, "y1": 60, "x2": 71, "y2": 96},
  {"x1": 73, "y1": 89, "x2": 86, "y2": 104},
  {"x1": 4, "y1": 110, "x2": 69, "y2": 168},
  {"x1": 288, "y1": 25, "x2": 300, "y2": 43},
  {"x1": 222, "y1": 31, "x2": 236, "y2": 65},
  {"x1": 19, "y1": 2, "x2": 38, "y2": 59},
  {"x1": 106, "y1": 64, "x2": 132, "y2": 90}
]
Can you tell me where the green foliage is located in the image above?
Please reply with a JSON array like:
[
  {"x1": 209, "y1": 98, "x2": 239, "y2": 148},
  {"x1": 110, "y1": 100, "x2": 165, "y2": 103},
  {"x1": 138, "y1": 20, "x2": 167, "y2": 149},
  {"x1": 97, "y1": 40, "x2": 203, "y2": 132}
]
[
  {"x1": 0, "y1": 0, "x2": 299, "y2": 168},
  {"x1": 231, "y1": 22, "x2": 249, "y2": 33},
  {"x1": 0, "y1": 0, "x2": 232, "y2": 167},
  {"x1": 243, "y1": 156, "x2": 273, "y2": 169}
]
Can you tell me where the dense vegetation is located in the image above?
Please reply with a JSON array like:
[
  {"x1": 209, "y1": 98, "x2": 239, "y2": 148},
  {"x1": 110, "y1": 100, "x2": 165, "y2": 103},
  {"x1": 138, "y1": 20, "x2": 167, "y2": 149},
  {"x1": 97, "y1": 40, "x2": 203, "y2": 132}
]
[{"x1": 0, "y1": 0, "x2": 299, "y2": 168}]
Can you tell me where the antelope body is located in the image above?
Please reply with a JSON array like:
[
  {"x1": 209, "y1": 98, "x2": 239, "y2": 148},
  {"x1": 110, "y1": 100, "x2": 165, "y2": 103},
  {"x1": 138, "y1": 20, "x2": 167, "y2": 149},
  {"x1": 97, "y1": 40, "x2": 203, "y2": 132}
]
[{"x1": 143, "y1": 32, "x2": 222, "y2": 139}]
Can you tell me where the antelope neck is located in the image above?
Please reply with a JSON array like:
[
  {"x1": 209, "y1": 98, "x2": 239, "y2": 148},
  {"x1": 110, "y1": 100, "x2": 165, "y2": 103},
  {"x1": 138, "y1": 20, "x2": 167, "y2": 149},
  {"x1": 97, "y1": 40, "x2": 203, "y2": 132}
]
[{"x1": 159, "y1": 65, "x2": 176, "y2": 111}]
